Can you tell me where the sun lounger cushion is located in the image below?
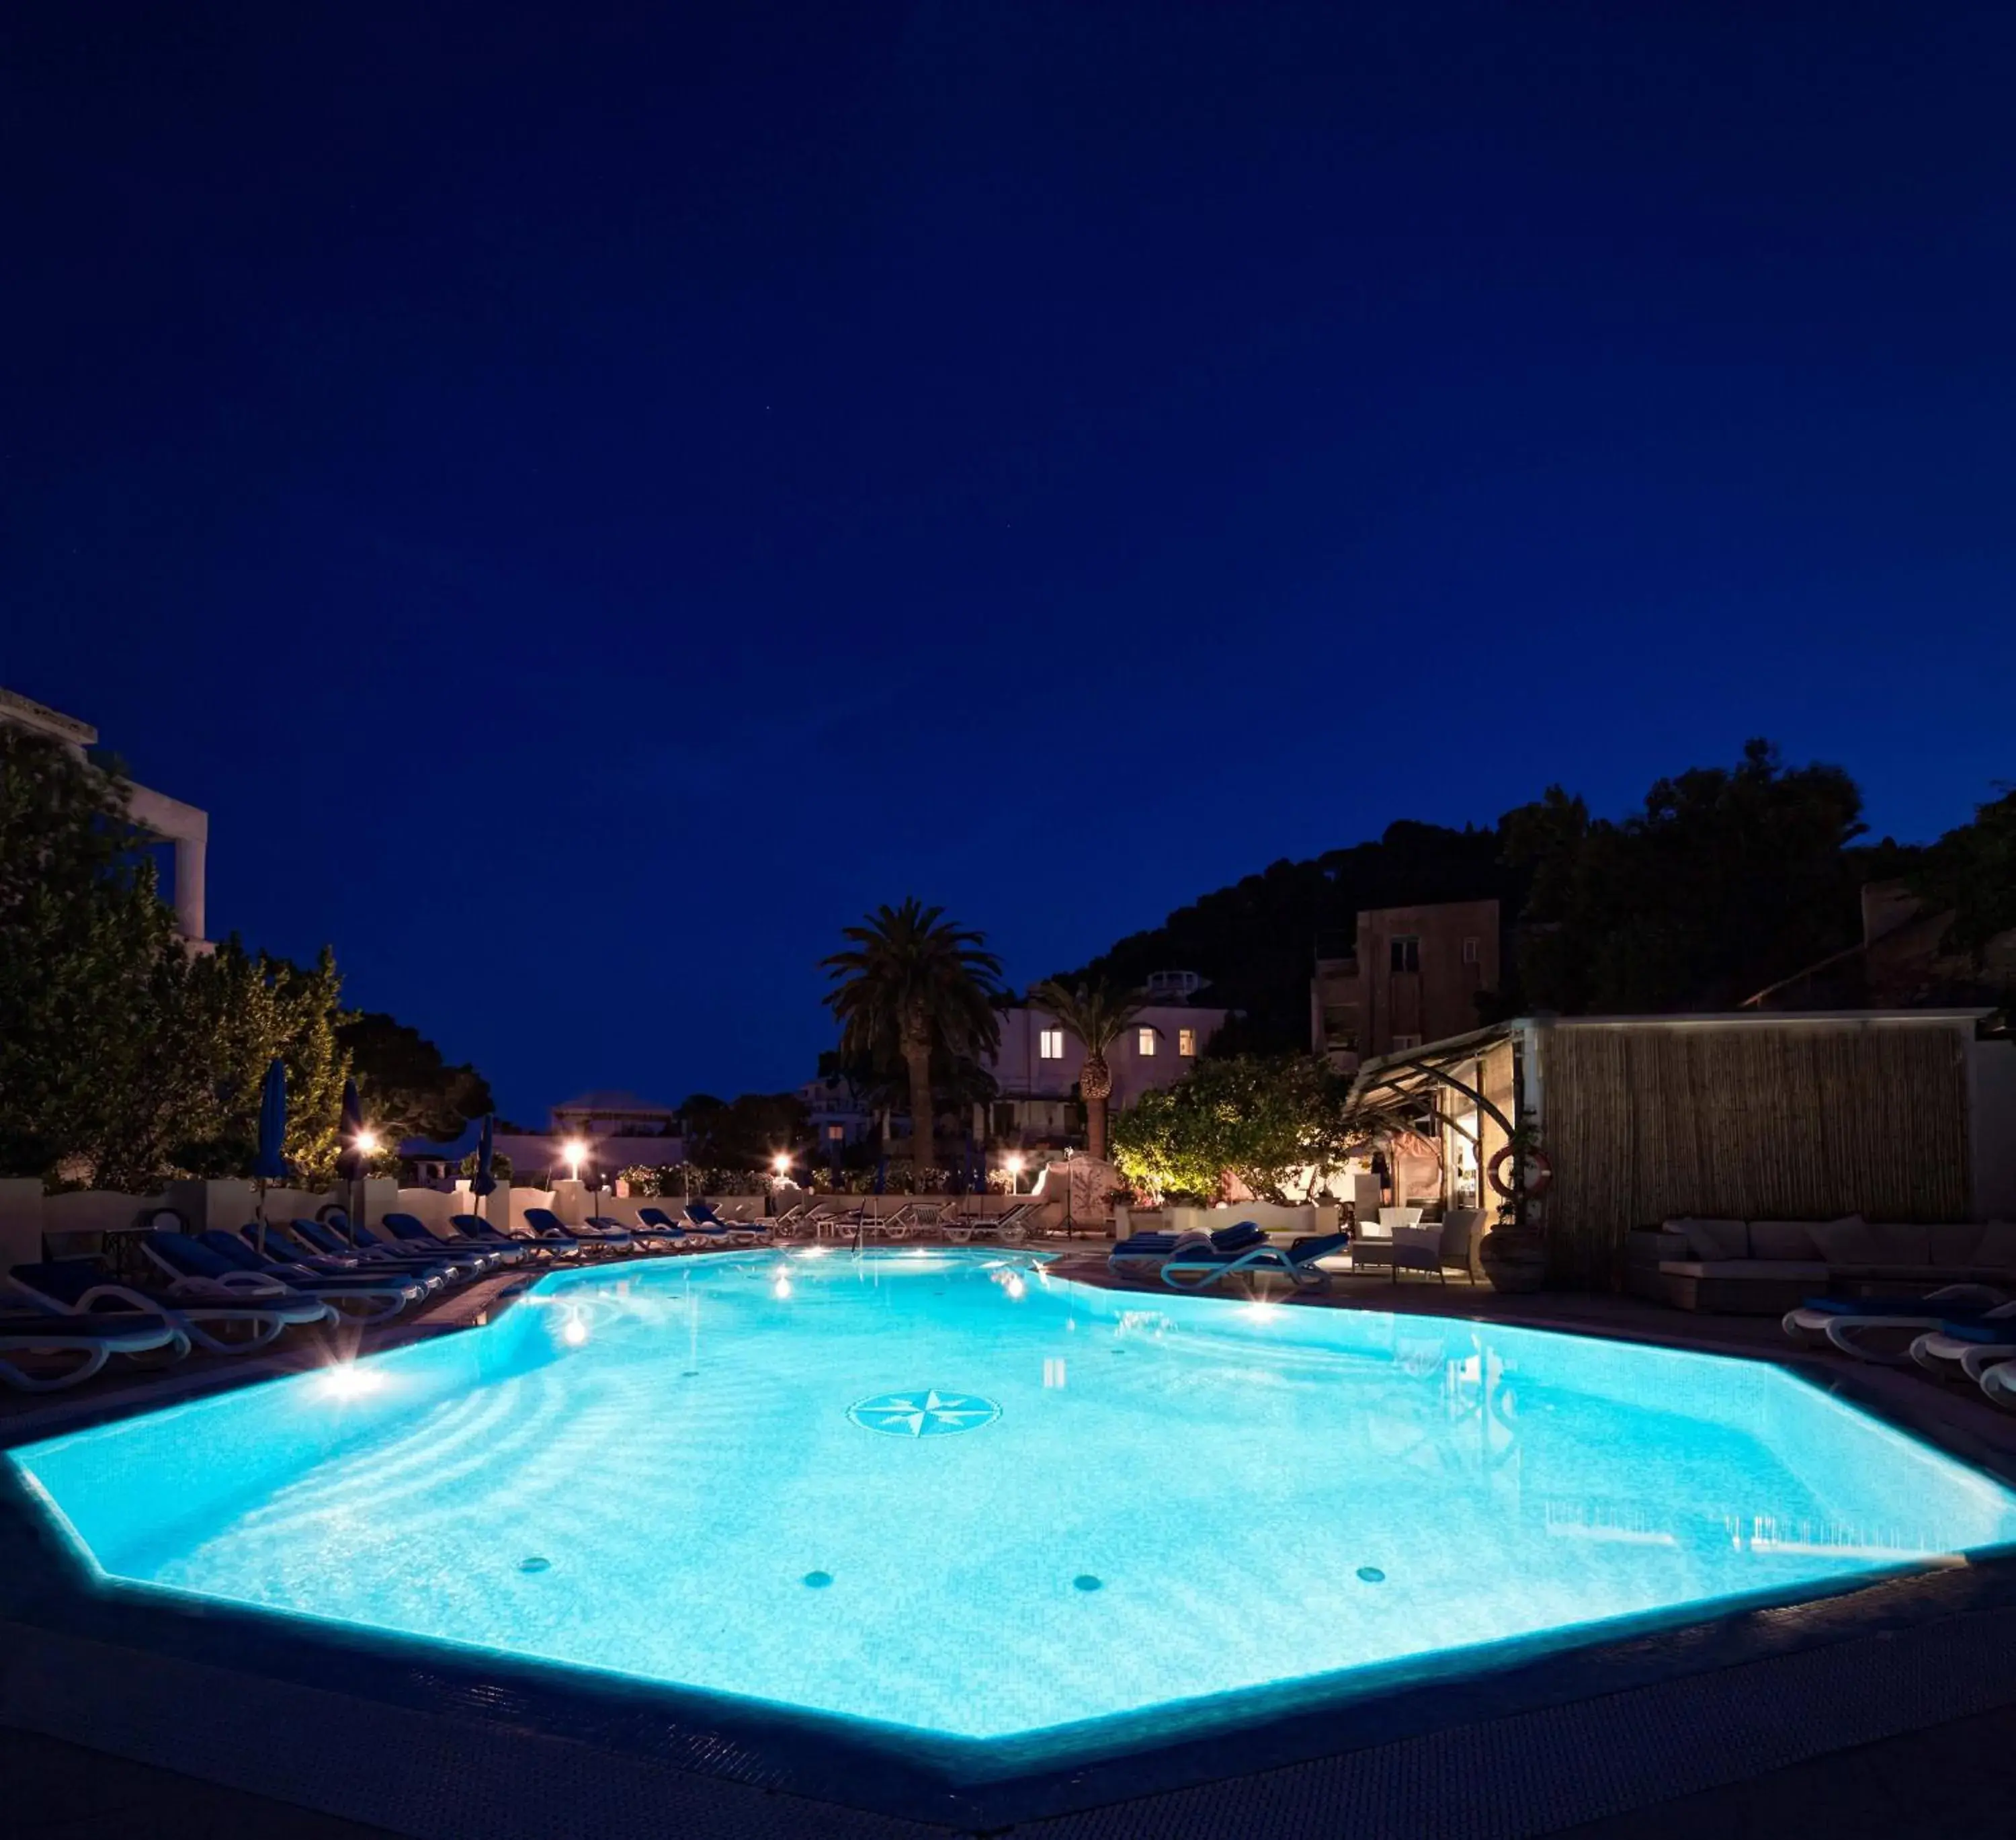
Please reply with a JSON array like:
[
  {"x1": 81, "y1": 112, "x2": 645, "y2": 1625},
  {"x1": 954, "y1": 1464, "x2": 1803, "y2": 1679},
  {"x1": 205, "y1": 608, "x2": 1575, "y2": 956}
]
[
  {"x1": 1806, "y1": 1214, "x2": 1880, "y2": 1265},
  {"x1": 1288, "y1": 1232, "x2": 1351, "y2": 1261},
  {"x1": 1798, "y1": 1292, "x2": 1999, "y2": 1317},
  {"x1": 1210, "y1": 1222, "x2": 1267, "y2": 1253},
  {"x1": 1670, "y1": 1218, "x2": 1749, "y2": 1261},
  {"x1": 1939, "y1": 1316, "x2": 2016, "y2": 1343}
]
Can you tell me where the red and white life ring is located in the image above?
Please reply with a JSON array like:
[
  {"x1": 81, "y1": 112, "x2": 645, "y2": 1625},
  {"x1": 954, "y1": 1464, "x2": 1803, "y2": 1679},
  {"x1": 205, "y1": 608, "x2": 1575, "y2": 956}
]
[{"x1": 1488, "y1": 1145, "x2": 1552, "y2": 1200}]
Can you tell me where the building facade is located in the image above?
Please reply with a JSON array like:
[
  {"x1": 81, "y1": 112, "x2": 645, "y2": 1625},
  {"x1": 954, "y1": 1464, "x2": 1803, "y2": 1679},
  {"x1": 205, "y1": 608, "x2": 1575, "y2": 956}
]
[
  {"x1": 1312, "y1": 898, "x2": 1501, "y2": 1074},
  {"x1": 982, "y1": 991, "x2": 1230, "y2": 1146}
]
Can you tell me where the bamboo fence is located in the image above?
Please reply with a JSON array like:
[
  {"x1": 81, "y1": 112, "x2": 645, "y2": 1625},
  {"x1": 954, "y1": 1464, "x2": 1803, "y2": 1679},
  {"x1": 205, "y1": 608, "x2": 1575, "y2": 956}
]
[{"x1": 1544, "y1": 1022, "x2": 1972, "y2": 1286}]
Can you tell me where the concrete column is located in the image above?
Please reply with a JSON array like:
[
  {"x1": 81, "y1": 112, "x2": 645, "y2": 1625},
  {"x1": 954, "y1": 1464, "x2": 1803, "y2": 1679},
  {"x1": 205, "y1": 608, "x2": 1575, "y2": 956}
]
[{"x1": 173, "y1": 830, "x2": 207, "y2": 944}]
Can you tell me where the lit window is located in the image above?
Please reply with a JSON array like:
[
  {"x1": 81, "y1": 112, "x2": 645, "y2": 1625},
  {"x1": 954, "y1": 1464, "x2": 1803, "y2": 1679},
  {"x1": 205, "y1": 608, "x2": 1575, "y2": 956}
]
[
  {"x1": 1038, "y1": 1028, "x2": 1064, "y2": 1059},
  {"x1": 1137, "y1": 1028, "x2": 1158, "y2": 1056},
  {"x1": 1462, "y1": 936, "x2": 1480, "y2": 964},
  {"x1": 826, "y1": 1124, "x2": 844, "y2": 1141},
  {"x1": 1390, "y1": 936, "x2": 1421, "y2": 973},
  {"x1": 1177, "y1": 1027, "x2": 1196, "y2": 1056}
]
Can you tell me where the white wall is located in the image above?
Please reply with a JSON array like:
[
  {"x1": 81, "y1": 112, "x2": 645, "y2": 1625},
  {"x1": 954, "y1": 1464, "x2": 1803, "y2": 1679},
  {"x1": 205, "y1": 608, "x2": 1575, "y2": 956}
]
[
  {"x1": 0, "y1": 1178, "x2": 44, "y2": 1274},
  {"x1": 1971, "y1": 1040, "x2": 2016, "y2": 1221}
]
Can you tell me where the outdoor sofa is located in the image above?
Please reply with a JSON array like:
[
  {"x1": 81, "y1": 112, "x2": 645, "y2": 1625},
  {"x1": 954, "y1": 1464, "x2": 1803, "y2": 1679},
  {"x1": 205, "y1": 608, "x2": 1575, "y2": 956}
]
[{"x1": 1639, "y1": 1214, "x2": 2016, "y2": 1314}]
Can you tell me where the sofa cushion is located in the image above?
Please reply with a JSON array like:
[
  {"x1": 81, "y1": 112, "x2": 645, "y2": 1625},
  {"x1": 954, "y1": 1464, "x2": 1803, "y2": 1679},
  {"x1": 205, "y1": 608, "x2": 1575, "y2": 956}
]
[
  {"x1": 1659, "y1": 1259, "x2": 1830, "y2": 1281},
  {"x1": 1865, "y1": 1222, "x2": 1931, "y2": 1267},
  {"x1": 1927, "y1": 1223, "x2": 1986, "y2": 1269},
  {"x1": 1973, "y1": 1221, "x2": 2016, "y2": 1269},
  {"x1": 1669, "y1": 1218, "x2": 1749, "y2": 1261},
  {"x1": 1809, "y1": 1214, "x2": 1879, "y2": 1265},
  {"x1": 1749, "y1": 1220, "x2": 1821, "y2": 1261}
]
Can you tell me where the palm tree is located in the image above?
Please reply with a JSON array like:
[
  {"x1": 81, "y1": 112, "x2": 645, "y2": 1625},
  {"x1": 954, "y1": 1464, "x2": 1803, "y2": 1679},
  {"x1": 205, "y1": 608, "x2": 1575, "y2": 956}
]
[
  {"x1": 822, "y1": 901, "x2": 1003, "y2": 1173},
  {"x1": 1025, "y1": 978, "x2": 1154, "y2": 1162}
]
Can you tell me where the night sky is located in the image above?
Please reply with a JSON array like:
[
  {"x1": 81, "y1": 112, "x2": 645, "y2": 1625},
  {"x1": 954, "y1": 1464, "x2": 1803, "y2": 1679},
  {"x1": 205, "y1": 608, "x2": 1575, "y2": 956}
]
[{"x1": 6, "y1": 3, "x2": 2012, "y2": 1119}]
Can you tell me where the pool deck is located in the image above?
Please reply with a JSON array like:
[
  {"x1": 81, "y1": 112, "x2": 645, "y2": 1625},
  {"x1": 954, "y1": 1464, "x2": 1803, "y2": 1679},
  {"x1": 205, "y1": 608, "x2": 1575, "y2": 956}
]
[{"x1": 7, "y1": 1240, "x2": 2016, "y2": 1838}]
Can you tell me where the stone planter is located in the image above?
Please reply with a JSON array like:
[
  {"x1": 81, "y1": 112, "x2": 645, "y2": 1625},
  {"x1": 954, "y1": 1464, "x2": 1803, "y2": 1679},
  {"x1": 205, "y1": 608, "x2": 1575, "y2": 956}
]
[{"x1": 1479, "y1": 1230, "x2": 1547, "y2": 1294}]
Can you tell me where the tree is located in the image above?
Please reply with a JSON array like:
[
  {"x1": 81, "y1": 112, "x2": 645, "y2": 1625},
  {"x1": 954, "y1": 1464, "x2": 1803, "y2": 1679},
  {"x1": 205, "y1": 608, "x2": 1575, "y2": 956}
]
[
  {"x1": 1024, "y1": 978, "x2": 1152, "y2": 1160},
  {"x1": 679, "y1": 1091, "x2": 810, "y2": 1169},
  {"x1": 337, "y1": 1011, "x2": 495, "y2": 1145},
  {"x1": 1109, "y1": 1054, "x2": 1352, "y2": 1204},
  {"x1": 822, "y1": 900, "x2": 1003, "y2": 1170},
  {"x1": 0, "y1": 725, "x2": 357, "y2": 1189},
  {"x1": 0, "y1": 728, "x2": 198, "y2": 1185},
  {"x1": 174, "y1": 944, "x2": 349, "y2": 1185},
  {"x1": 1908, "y1": 787, "x2": 2016, "y2": 965},
  {"x1": 1500, "y1": 741, "x2": 1867, "y2": 1013}
]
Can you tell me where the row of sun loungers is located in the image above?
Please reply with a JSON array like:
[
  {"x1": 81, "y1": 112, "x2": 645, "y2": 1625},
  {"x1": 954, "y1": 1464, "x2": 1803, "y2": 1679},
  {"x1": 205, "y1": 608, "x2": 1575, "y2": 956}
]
[
  {"x1": 1782, "y1": 1286, "x2": 2016, "y2": 1411},
  {"x1": 1108, "y1": 1220, "x2": 1351, "y2": 1292},
  {"x1": 0, "y1": 1197, "x2": 1050, "y2": 1390},
  {"x1": 0, "y1": 1208, "x2": 536, "y2": 1390}
]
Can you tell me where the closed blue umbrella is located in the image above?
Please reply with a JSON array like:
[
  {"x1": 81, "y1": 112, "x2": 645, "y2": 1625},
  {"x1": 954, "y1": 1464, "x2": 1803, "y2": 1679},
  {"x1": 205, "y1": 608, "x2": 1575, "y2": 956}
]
[
  {"x1": 252, "y1": 1058, "x2": 287, "y2": 1255},
  {"x1": 472, "y1": 1114, "x2": 497, "y2": 1196},
  {"x1": 872, "y1": 1155, "x2": 886, "y2": 1196}
]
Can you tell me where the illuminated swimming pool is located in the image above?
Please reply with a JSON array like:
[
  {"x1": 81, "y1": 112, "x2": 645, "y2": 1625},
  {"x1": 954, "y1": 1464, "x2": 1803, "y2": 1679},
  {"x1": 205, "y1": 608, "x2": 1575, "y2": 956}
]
[{"x1": 13, "y1": 1249, "x2": 2016, "y2": 1773}]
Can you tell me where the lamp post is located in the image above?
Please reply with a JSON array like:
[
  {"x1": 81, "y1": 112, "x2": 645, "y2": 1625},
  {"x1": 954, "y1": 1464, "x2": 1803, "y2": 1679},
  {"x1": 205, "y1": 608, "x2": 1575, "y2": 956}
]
[
  {"x1": 562, "y1": 1137, "x2": 588, "y2": 1225},
  {"x1": 1005, "y1": 1151, "x2": 1024, "y2": 1198}
]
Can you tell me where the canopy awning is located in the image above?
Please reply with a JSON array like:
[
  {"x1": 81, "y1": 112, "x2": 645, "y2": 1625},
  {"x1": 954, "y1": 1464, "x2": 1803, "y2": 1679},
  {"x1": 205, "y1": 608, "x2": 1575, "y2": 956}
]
[{"x1": 1341, "y1": 1022, "x2": 1517, "y2": 1142}]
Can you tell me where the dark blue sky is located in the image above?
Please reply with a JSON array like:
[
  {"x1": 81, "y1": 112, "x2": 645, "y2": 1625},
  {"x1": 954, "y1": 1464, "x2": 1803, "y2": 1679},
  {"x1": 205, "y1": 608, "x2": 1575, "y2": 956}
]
[{"x1": 7, "y1": 3, "x2": 2012, "y2": 1120}]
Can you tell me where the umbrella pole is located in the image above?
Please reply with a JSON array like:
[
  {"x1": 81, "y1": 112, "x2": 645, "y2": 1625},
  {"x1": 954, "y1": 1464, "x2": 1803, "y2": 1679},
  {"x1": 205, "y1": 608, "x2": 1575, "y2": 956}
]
[{"x1": 255, "y1": 1178, "x2": 267, "y2": 1259}]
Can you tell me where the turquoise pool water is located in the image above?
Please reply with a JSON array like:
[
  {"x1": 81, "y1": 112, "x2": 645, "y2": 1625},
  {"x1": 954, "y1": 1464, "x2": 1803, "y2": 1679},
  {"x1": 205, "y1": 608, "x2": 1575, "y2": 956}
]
[{"x1": 13, "y1": 1249, "x2": 2016, "y2": 1769}]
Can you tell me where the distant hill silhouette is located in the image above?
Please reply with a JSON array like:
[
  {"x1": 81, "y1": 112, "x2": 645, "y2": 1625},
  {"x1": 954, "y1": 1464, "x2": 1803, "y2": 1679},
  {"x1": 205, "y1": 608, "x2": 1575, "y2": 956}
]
[{"x1": 1046, "y1": 821, "x2": 1525, "y2": 1055}]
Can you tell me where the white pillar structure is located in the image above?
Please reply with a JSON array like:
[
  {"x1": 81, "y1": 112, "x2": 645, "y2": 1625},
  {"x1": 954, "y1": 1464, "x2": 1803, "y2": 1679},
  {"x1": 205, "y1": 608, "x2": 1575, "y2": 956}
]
[
  {"x1": 0, "y1": 686, "x2": 213, "y2": 952},
  {"x1": 128, "y1": 784, "x2": 210, "y2": 950}
]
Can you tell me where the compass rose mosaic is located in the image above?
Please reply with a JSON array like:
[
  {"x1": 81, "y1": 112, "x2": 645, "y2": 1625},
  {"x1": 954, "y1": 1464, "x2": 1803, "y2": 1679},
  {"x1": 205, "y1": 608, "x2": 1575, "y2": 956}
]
[{"x1": 847, "y1": 1389, "x2": 1001, "y2": 1437}]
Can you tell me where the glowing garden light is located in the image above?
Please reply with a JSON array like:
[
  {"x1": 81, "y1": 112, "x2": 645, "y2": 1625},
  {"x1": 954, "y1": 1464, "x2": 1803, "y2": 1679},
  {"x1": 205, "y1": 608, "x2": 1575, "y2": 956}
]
[
  {"x1": 561, "y1": 1315, "x2": 589, "y2": 1347},
  {"x1": 319, "y1": 1363, "x2": 385, "y2": 1400}
]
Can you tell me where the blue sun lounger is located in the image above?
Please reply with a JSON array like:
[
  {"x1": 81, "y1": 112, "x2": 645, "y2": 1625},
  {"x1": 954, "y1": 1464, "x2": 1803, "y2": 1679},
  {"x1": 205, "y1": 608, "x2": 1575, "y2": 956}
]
[
  {"x1": 0, "y1": 1307, "x2": 189, "y2": 1392},
  {"x1": 273, "y1": 1220, "x2": 456, "y2": 1290},
  {"x1": 377, "y1": 1214, "x2": 512, "y2": 1271},
  {"x1": 1783, "y1": 1286, "x2": 2012, "y2": 1358},
  {"x1": 9, "y1": 1257, "x2": 331, "y2": 1355},
  {"x1": 149, "y1": 1230, "x2": 425, "y2": 1327},
  {"x1": 684, "y1": 1202, "x2": 769, "y2": 1245},
  {"x1": 1160, "y1": 1228, "x2": 1351, "y2": 1294},
  {"x1": 452, "y1": 1212, "x2": 583, "y2": 1257},
  {"x1": 526, "y1": 1208, "x2": 634, "y2": 1252}
]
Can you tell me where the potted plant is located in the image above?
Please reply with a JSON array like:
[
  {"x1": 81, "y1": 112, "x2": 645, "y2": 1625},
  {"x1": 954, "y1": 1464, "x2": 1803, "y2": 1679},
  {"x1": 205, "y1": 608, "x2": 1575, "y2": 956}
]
[{"x1": 1478, "y1": 1127, "x2": 1548, "y2": 1294}]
